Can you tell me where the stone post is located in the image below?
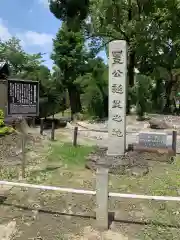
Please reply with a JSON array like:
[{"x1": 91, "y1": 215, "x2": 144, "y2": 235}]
[{"x1": 96, "y1": 167, "x2": 109, "y2": 230}]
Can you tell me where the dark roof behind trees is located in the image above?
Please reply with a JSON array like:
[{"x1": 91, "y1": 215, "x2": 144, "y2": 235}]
[{"x1": 0, "y1": 62, "x2": 10, "y2": 79}]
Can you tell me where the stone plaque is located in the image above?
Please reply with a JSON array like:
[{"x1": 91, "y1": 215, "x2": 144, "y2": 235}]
[
  {"x1": 7, "y1": 79, "x2": 39, "y2": 116},
  {"x1": 138, "y1": 132, "x2": 167, "y2": 148}
]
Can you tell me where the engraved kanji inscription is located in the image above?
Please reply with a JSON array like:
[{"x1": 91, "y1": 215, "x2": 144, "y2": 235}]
[
  {"x1": 112, "y1": 50, "x2": 123, "y2": 64},
  {"x1": 112, "y1": 128, "x2": 123, "y2": 137},
  {"x1": 112, "y1": 114, "x2": 123, "y2": 122},
  {"x1": 112, "y1": 69, "x2": 123, "y2": 77},
  {"x1": 112, "y1": 84, "x2": 123, "y2": 94},
  {"x1": 112, "y1": 100, "x2": 122, "y2": 108}
]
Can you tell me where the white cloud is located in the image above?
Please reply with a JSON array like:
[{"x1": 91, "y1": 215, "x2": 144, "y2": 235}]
[
  {"x1": 0, "y1": 18, "x2": 11, "y2": 41},
  {"x1": 38, "y1": 0, "x2": 50, "y2": 8},
  {"x1": 0, "y1": 18, "x2": 53, "y2": 49},
  {"x1": 0, "y1": 18, "x2": 54, "y2": 69},
  {"x1": 18, "y1": 31, "x2": 53, "y2": 48}
]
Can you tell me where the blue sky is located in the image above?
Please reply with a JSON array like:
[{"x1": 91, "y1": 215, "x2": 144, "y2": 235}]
[{"x1": 0, "y1": 0, "x2": 106, "y2": 70}]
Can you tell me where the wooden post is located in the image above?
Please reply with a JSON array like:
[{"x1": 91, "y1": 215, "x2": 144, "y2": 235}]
[
  {"x1": 73, "y1": 126, "x2": 78, "y2": 146},
  {"x1": 21, "y1": 133, "x2": 26, "y2": 179},
  {"x1": 32, "y1": 117, "x2": 36, "y2": 127},
  {"x1": 96, "y1": 167, "x2": 109, "y2": 230},
  {"x1": 172, "y1": 130, "x2": 177, "y2": 155},
  {"x1": 12, "y1": 120, "x2": 16, "y2": 129},
  {"x1": 51, "y1": 120, "x2": 55, "y2": 141},
  {"x1": 40, "y1": 118, "x2": 44, "y2": 135}
]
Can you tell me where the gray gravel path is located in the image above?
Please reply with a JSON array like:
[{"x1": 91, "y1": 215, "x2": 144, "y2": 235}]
[{"x1": 75, "y1": 122, "x2": 180, "y2": 154}]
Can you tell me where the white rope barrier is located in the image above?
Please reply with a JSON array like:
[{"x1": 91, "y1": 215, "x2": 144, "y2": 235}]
[
  {"x1": 109, "y1": 192, "x2": 180, "y2": 201},
  {"x1": 1, "y1": 180, "x2": 180, "y2": 202},
  {"x1": 0, "y1": 181, "x2": 96, "y2": 195}
]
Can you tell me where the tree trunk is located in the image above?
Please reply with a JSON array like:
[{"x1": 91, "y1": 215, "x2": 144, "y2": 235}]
[
  {"x1": 126, "y1": 51, "x2": 135, "y2": 114},
  {"x1": 163, "y1": 76, "x2": 173, "y2": 114},
  {"x1": 126, "y1": 98, "x2": 131, "y2": 115},
  {"x1": 68, "y1": 85, "x2": 82, "y2": 120},
  {"x1": 103, "y1": 95, "x2": 108, "y2": 118},
  {"x1": 128, "y1": 51, "x2": 135, "y2": 87},
  {"x1": 152, "y1": 79, "x2": 164, "y2": 113},
  {"x1": 127, "y1": 0, "x2": 134, "y2": 87}
]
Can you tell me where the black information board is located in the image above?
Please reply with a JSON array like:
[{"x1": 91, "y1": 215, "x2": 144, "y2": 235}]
[{"x1": 7, "y1": 79, "x2": 39, "y2": 116}]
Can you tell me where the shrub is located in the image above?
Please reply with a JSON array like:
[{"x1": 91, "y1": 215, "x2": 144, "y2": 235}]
[
  {"x1": 0, "y1": 109, "x2": 14, "y2": 135},
  {"x1": 0, "y1": 109, "x2": 5, "y2": 127}
]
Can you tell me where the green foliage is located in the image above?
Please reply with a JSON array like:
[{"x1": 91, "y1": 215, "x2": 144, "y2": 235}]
[
  {"x1": 0, "y1": 109, "x2": 4, "y2": 127},
  {"x1": 0, "y1": 37, "x2": 66, "y2": 118},
  {"x1": 133, "y1": 74, "x2": 153, "y2": 118},
  {"x1": 0, "y1": 126, "x2": 14, "y2": 135},
  {"x1": 2, "y1": 0, "x2": 180, "y2": 120},
  {"x1": 51, "y1": 23, "x2": 90, "y2": 115},
  {"x1": 0, "y1": 109, "x2": 14, "y2": 135},
  {"x1": 76, "y1": 57, "x2": 108, "y2": 118},
  {"x1": 49, "y1": 0, "x2": 90, "y2": 29},
  {"x1": 51, "y1": 23, "x2": 86, "y2": 85},
  {"x1": 0, "y1": 37, "x2": 44, "y2": 77}
]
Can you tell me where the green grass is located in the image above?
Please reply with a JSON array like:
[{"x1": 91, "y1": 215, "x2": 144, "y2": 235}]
[
  {"x1": 53, "y1": 109, "x2": 71, "y2": 118},
  {"x1": 48, "y1": 142, "x2": 94, "y2": 167}
]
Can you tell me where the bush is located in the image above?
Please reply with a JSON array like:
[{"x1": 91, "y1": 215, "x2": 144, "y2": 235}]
[
  {"x1": 0, "y1": 109, "x2": 4, "y2": 127},
  {"x1": 0, "y1": 126, "x2": 14, "y2": 135},
  {"x1": 0, "y1": 109, "x2": 14, "y2": 135},
  {"x1": 134, "y1": 74, "x2": 153, "y2": 118}
]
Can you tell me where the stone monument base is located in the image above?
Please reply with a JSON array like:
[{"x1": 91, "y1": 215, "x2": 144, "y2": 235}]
[
  {"x1": 132, "y1": 143, "x2": 175, "y2": 156},
  {"x1": 85, "y1": 146, "x2": 173, "y2": 177}
]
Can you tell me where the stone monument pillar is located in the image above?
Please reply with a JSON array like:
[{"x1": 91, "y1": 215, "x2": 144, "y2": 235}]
[{"x1": 108, "y1": 40, "x2": 127, "y2": 155}]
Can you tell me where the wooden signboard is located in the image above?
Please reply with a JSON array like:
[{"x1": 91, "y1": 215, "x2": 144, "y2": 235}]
[{"x1": 7, "y1": 79, "x2": 39, "y2": 117}]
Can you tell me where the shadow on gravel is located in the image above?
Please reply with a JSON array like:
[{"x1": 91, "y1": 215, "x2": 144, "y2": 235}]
[
  {"x1": 0, "y1": 195, "x2": 7, "y2": 204},
  {"x1": 1, "y1": 202, "x2": 180, "y2": 230}
]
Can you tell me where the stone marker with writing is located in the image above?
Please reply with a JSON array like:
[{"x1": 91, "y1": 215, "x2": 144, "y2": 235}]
[
  {"x1": 108, "y1": 40, "x2": 127, "y2": 156},
  {"x1": 138, "y1": 132, "x2": 167, "y2": 148}
]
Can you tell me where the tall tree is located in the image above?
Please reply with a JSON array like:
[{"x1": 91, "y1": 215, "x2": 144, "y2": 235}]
[
  {"x1": 136, "y1": 0, "x2": 180, "y2": 113},
  {"x1": 0, "y1": 37, "x2": 26, "y2": 75},
  {"x1": 0, "y1": 36, "x2": 66, "y2": 117},
  {"x1": 76, "y1": 57, "x2": 108, "y2": 118},
  {"x1": 89, "y1": 0, "x2": 155, "y2": 87},
  {"x1": 0, "y1": 37, "x2": 44, "y2": 78},
  {"x1": 51, "y1": 23, "x2": 87, "y2": 118},
  {"x1": 49, "y1": 0, "x2": 90, "y2": 30}
]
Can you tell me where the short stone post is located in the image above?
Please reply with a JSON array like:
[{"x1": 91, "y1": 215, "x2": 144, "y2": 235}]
[{"x1": 96, "y1": 167, "x2": 109, "y2": 230}]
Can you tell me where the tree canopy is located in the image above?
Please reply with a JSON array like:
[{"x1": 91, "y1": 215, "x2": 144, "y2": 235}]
[
  {"x1": 49, "y1": 0, "x2": 180, "y2": 117},
  {"x1": 1, "y1": 0, "x2": 180, "y2": 120},
  {"x1": 0, "y1": 37, "x2": 65, "y2": 118}
]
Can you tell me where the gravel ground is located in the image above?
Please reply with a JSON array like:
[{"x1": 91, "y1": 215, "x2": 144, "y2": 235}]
[
  {"x1": 0, "y1": 116, "x2": 179, "y2": 239},
  {"x1": 85, "y1": 147, "x2": 172, "y2": 176},
  {"x1": 0, "y1": 131, "x2": 45, "y2": 167},
  {"x1": 78, "y1": 114, "x2": 180, "y2": 133}
]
